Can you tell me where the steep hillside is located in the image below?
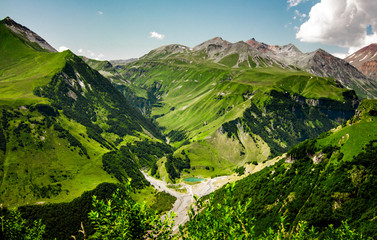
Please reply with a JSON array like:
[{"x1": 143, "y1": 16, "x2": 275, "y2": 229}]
[
  {"x1": 0, "y1": 17, "x2": 168, "y2": 207},
  {"x1": 90, "y1": 38, "x2": 359, "y2": 181},
  {"x1": 214, "y1": 99, "x2": 377, "y2": 238}
]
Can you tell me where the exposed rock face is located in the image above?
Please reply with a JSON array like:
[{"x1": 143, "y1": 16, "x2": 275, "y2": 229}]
[
  {"x1": 2, "y1": 16, "x2": 57, "y2": 52},
  {"x1": 345, "y1": 44, "x2": 377, "y2": 80},
  {"x1": 245, "y1": 38, "x2": 377, "y2": 99},
  {"x1": 192, "y1": 36, "x2": 232, "y2": 52},
  {"x1": 359, "y1": 60, "x2": 377, "y2": 79},
  {"x1": 141, "y1": 36, "x2": 377, "y2": 98},
  {"x1": 304, "y1": 49, "x2": 377, "y2": 99}
]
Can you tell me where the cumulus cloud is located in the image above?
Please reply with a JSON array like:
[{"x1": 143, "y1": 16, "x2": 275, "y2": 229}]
[
  {"x1": 287, "y1": 0, "x2": 307, "y2": 8},
  {"x1": 296, "y1": 0, "x2": 377, "y2": 54},
  {"x1": 149, "y1": 31, "x2": 165, "y2": 40},
  {"x1": 58, "y1": 46, "x2": 69, "y2": 52}
]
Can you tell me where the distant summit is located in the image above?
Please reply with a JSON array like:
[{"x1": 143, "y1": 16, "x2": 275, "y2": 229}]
[
  {"x1": 1, "y1": 16, "x2": 56, "y2": 52},
  {"x1": 345, "y1": 44, "x2": 377, "y2": 80}
]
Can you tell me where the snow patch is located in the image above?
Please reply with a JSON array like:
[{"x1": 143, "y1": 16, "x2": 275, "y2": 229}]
[{"x1": 359, "y1": 55, "x2": 369, "y2": 62}]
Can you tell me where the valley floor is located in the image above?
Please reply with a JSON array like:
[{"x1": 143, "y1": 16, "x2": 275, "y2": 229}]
[
  {"x1": 142, "y1": 171, "x2": 228, "y2": 232},
  {"x1": 142, "y1": 156, "x2": 281, "y2": 232}
]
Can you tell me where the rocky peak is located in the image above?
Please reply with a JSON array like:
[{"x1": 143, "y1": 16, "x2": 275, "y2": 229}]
[
  {"x1": 193, "y1": 37, "x2": 232, "y2": 52},
  {"x1": 245, "y1": 38, "x2": 270, "y2": 53},
  {"x1": 345, "y1": 44, "x2": 377, "y2": 80},
  {"x1": 2, "y1": 16, "x2": 57, "y2": 52}
]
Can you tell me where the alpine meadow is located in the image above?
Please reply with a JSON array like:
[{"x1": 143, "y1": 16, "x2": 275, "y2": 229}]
[{"x1": 1, "y1": 1, "x2": 377, "y2": 238}]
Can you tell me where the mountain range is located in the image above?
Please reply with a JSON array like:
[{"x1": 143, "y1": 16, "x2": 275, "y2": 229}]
[{"x1": 1, "y1": 16, "x2": 377, "y2": 239}]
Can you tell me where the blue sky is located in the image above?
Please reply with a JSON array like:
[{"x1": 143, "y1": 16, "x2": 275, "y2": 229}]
[{"x1": 1, "y1": 0, "x2": 375, "y2": 60}]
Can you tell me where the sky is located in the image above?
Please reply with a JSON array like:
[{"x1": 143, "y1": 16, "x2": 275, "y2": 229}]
[{"x1": 1, "y1": 0, "x2": 376, "y2": 60}]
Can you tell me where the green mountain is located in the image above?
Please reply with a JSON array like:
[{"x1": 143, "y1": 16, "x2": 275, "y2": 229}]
[
  {"x1": 1, "y1": 16, "x2": 377, "y2": 239},
  {"x1": 90, "y1": 37, "x2": 359, "y2": 180},
  {"x1": 0, "y1": 17, "x2": 168, "y2": 207},
  {"x1": 213, "y1": 99, "x2": 377, "y2": 238}
]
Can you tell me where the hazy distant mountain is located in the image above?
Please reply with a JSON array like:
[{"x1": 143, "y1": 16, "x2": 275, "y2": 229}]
[
  {"x1": 109, "y1": 58, "x2": 138, "y2": 65},
  {"x1": 345, "y1": 44, "x2": 377, "y2": 80}
]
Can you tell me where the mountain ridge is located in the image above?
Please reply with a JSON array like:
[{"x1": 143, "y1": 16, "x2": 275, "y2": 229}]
[
  {"x1": 132, "y1": 36, "x2": 377, "y2": 99},
  {"x1": 2, "y1": 16, "x2": 56, "y2": 53},
  {"x1": 0, "y1": 17, "x2": 169, "y2": 207}
]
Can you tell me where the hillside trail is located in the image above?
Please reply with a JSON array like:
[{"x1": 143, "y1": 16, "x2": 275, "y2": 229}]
[{"x1": 141, "y1": 171, "x2": 228, "y2": 233}]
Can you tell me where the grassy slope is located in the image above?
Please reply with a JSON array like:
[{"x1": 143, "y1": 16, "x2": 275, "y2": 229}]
[
  {"x1": 0, "y1": 22, "x2": 166, "y2": 207},
  {"x1": 214, "y1": 99, "x2": 377, "y2": 237},
  {"x1": 0, "y1": 108, "x2": 116, "y2": 207},
  {"x1": 0, "y1": 24, "x2": 67, "y2": 106},
  {"x1": 0, "y1": 25, "x2": 117, "y2": 205}
]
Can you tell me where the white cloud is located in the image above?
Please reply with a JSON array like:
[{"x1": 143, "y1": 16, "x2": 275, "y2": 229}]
[
  {"x1": 294, "y1": 10, "x2": 307, "y2": 21},
  {"x1": 58, "y1": 46, "x2": 69, "y2": 52},
  {"x1": 288, "y1": 0, "x2": 307, "y2": 8},
  {"x1": 97, "y1": 11, "x2": 103, "y2": 16},
  {"x1": 149, "y1": 31, "x2": 165, "y2": 40},
  {"x1": 332, "y1": 52, "x2": 348, "y2": 59},
  {"x1": 297, "y1": 0, "x2": 377, "y2": 54},
  {"x1": 95, "y1": 53, "x2": 105, "y2": 60},
  {"x1": 76, "y1": 49, "x2": 105, "y2": 60}
]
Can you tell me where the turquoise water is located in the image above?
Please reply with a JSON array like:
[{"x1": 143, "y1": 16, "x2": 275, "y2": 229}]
[{"x1": 184, "y1": 177, "x2": 205, "y2": 182}]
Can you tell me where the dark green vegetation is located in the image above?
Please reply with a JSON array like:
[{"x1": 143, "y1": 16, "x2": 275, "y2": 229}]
[
  {"x1": 181, "y1": 184, "x2": 367, "y2": 240},
  {"x1": 102, "y1": 140, "x2": 173, "y2": 188},
  {"x1": 164, "y1": 151, "x2": 191, "y2": 181},
  {"x1": 16, "y1": 183, "x2": 122, "y2": 240},
  {"x1": 1, "y1": 182, "x2": 368, "y2": 239},
  {"x1": 213, "y1": 99, "x2": 377, "y2": 238},
  {"x1": 222, "y1": 90, "x2": 357, "y2": 158},
  {"x1": 150, "y1": 191, "x2": 177, "y2": 214}
]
